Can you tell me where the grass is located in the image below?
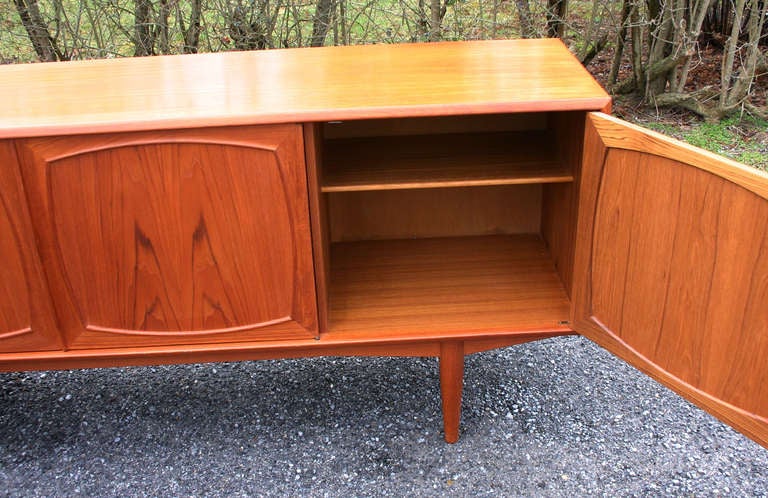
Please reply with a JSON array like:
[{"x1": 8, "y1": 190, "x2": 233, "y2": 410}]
[
  {"x1": 685, "y1": 116, "x2": 768, "y2": 171},
  {"x1": 643, "y1": 116, "x2": 768, "y2": 171}
]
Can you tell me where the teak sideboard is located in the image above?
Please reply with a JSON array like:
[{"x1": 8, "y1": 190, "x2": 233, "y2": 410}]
[{"x1": 1, "y1": 39, "x2": 767, "y2": 447}]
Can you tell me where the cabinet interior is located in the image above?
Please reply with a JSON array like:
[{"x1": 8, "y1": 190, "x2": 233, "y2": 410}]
[{"x1": 308, "y1": 112, "x2": 585, "y2": 338}]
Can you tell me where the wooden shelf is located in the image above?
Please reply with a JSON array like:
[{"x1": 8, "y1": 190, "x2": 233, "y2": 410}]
[
  {"x1": 327, "y1": 235, "x2": 571, "y2": 339},
  {"x1": 321, "y1": 131, "x2": 570, "y2": 192}
]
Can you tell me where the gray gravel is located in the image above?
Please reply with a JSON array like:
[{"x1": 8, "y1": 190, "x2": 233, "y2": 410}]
[{"x1": 1, "y1": 336, "x2": 766, "y2": 497}]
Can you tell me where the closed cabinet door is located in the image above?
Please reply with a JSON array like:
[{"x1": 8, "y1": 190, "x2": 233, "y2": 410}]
[
  {"x1": 0, "y1": 142, "x2": 62, "y2": 353},
  {"x1": 16, "y1": 125, "x2": 317, "y2": 349},
  {"x1": 573, "y1": 112, "x2": 768, "y2": 448}
]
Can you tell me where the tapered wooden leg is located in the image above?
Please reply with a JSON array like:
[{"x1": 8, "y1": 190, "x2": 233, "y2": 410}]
[{"x1": 439, "y1": 341, "x2": 464, "y2": 443}]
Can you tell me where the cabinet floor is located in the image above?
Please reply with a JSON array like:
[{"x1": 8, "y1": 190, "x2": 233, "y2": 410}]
[{"x1": 327, "y1": 234, "x2": 571, "y2": 340}]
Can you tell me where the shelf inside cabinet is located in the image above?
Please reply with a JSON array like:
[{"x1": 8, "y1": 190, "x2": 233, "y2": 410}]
[
  {"x1": 326, "y1": 234, "x2": 571, "y2": 340},
  {"x1": 321, "y1": 131, "x2": 571, "y2": 192}
]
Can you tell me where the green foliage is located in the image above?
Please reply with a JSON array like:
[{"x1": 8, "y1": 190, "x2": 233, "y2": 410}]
[
  {"x1": 685, "y1": 116, "x2": 768, "y2": 171},
  {"x1": 737, "y1": 151, "x2": 768, "y2": 170}
]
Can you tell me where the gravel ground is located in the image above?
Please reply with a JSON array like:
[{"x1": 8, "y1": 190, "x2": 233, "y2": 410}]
[{"x1": 1, "y1": 336, "x2": 766, "y2": 497}]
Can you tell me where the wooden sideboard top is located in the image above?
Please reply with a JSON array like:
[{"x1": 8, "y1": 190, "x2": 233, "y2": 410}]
[{"x1": 0, "y1": 39, "x2": 611, "y2": 139}]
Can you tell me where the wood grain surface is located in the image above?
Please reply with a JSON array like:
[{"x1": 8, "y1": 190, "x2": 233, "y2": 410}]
[
  {"x1": 322, "y1": 131, "x2": 571, "y2": 192},
  {"x1": 0, "y1": 329, "x2": 572, "y2": 372},
  {"x1": 0, "y1": 141, "x2": 62, "y2": 352},
  {"x1": 15, "y1": 125, "x2": 318, "y2": 349},
  {"x1": 328, "y1": 185, "x2": 543, "y2": 242},
  {"x1": 541, "y1": 111, "x2": 585, "y2": 299},
  {"x1": 304, "y1": 123, "x2": 331, "y2": 333},
  {"x1": 327, "y1": 235, "x2": 572, "y2": 339},
  {"x1": 321, "y1": 113, "x2": 547, "y2": 139},
  {"x1": 440, "y1": 341, "x2": 465, "y2": 443},
  {"x1": 0, "y1": 39, "x2": 610, "y2": 139},
  {"x1": 573, "y1": 112, "x2": 768, "y2": 448}
]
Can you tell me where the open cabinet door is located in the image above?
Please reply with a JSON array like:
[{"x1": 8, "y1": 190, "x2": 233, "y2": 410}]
[{"x1": 573, "y1": 112, "x2": 768, "y2": 448}]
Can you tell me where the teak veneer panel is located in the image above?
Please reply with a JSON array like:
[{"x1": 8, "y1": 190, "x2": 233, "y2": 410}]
[
  {"x1": 304, "y1": 123, "x2": 331, "y2": 333},
  {"x1": 0, "y1": 142, "x2": 62, "y2": 352},
  {"x1": 574, "y1": 113, "x2": 768, "y2": 448},
  {"x1": 322, "y1": 131, "x2": 570, "y2": 191},
  {"x1": 541, "y1": 111, "x2": 586, "y2": 298},
  {"x1": 0, "y1": 39, "x2": 611, "y2": 139},
  {"x1": 328, "y1": 185, "x2": 542, "y2": 242},
  {"x1": 16, "y1": 125, "x2": 318, "y2": 348},
  {"x1": 327, "y1": 235, "x2": 572, "y2": 340}
]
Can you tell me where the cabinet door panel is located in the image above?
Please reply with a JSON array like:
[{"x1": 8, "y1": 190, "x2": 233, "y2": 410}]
[
  {"x1": 573, "y1": 112, "x2": 768, "y2": 448},
  {"x1": 0, "y1": 141, "x2": 62, "y2": 353},
  {"x1": 17, "y1": 126, "x2": 317, "y2": 349}
]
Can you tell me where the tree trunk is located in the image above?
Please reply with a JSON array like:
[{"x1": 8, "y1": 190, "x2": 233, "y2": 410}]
[
  {"x1": 429, "y1": 0, "x2": 444, "y2": 41},
  {"x1": 580, "y1": 35, "x2": 609, "y2": 65},
  {"x1": 13, "y1": 0, "x2": 64, "y2": 61},
  {"x1": 579, "y1": 0, "x2": 606, "y2": 63},
  {"x1": 645, "y1": 0, "x2": 662, "y2": 48},
  {"x1": 672, "y1": 0, "x2": 715, "y2": 93},
  {"x1": 618, "y1": 0, "x2": 714, "y2": 101},
  {"x1": 726, "y1": 0, "x2": 768, "y2": 106},
  {"x1": 311, "y1": 0, "x2": 336, "y2": 46},
  {"x1": 720, "y1": 0, "x2": 747, "y2": 104},
  {"x1": 156, "y1": 0, "x2": 171, "y2": 55},
  {"x1": 655, "y1": 91, "x2": 724, "y2": 121},
  {"x1": 656, "y1": 0, "x2": 765, "y2": 120},
  {"x1": 339, "y1": 0, "x2": 349, "y2": 45},
  {"x1": 645, "y1": 0, "x2": 674, "y2": 97},
  {"x1": 546, "y1": 0, "x2": 567, "y2": 38},
  {"x1": 228, "y1": 3, "x2": 269, "y2": 50},
  {"x1": 609, "y1": 0, "x2": 632, "y2": 84},
  {"x1": 515, "y1": 0, "x2": 534, "y2": 38},
  {"x1": 415, "y1": 0, "x2": 430, "y2": 40},
  {"x1": 183, "y1": 0, "x2": 203, "y2": 53},
  {"x1": 629, "y1": 1, "x2": 644, "y2": 92},
  {"x1": 134, "y1": 0, "x2": 155, "y2": 56},
  {"x1": 669, "y1": 0, "x2": 684, "y2": 90}
]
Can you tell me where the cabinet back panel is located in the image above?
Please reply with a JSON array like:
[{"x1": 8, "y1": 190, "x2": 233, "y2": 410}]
[
  {"x1": 329, "y1": 185, "x2": 541, "y2": 242},
  {"x1": 323, "y1": 114, "x2": 546, "y2": 139}
]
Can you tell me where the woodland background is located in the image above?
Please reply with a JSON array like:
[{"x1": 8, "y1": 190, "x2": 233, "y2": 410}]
[{"x1": 2, "y1": 0, "x2": 767, "y2": 166}]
